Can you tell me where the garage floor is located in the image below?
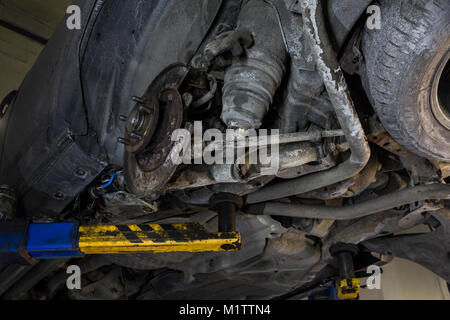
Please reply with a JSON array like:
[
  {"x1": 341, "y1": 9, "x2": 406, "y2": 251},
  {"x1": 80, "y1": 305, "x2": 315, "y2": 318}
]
[{"x1": 0, "y1": 0, "x2": 448, "y2": 301}]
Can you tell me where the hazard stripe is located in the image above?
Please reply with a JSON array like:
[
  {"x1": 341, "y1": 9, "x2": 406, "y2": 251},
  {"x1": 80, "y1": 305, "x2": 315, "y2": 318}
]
[
  {"x1": 160, "y1": 224, "x2": 189, "y2": 243},
  {"x1": 137, "y1": 224, "x2": 166, "y2": 243},
  {"x1": 116, "y1": 225, "x2": 144, "y2": 244},
  {"x1": 77, "y1": 223, "x2": 241, "y2": 254}
]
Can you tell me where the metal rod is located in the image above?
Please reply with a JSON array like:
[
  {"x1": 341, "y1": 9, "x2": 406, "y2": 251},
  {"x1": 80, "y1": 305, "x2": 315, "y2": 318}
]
[
  {"x1": 205, "y1": 129, "x2": 344, "y2": 150},
  {"x1": 217, "y1": 202, "x2": 237, "y2": 233},
  {"x1": 245, "y1": 0, "x2": 371, "y2": 204},
  {"x1": 245, "y1": 184, "x2": 450, "y2": 220}
]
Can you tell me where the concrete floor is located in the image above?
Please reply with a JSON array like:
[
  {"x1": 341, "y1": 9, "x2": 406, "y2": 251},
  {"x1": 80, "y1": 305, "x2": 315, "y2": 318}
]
[
  {"x1": 0, "y1": 0, "x2": 448, "y2": 301},
  {"x1": 360, "y1": 258, "x2": 450, "y2": 300}
]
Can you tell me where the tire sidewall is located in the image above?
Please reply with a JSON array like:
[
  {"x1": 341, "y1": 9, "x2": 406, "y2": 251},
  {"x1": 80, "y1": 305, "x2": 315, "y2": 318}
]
[{"x1": 398, "y1": 19, "x2": 450, "y2": 161}]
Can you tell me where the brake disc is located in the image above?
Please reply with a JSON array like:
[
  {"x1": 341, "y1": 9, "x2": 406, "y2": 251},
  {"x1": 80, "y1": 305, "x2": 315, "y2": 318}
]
[{"x1": 124, "y1": 63, "x2": 189, "y2": 197}]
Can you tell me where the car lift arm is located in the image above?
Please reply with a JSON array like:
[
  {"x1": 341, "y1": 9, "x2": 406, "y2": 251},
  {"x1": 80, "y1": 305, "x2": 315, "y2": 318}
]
[{"x1": 0, "y1": 221, "x2": 241, "y2": 264}]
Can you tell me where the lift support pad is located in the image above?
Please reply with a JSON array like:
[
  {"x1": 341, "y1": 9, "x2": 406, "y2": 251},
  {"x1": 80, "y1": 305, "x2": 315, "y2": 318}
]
[{"x1": 0, "y1": 221, "x2": 241, "y2": 264}]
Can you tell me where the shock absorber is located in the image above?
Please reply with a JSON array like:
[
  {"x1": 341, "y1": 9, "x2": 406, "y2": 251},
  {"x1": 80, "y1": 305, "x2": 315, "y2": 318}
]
[{"x1": 221, "y1": 0, "x2": 287, "y2": 130}]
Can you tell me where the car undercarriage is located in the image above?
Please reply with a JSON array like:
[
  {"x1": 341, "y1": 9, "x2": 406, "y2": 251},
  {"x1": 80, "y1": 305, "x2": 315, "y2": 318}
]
[{"x1": 0, "y1": 0, "x2": 449, "y2": 300}]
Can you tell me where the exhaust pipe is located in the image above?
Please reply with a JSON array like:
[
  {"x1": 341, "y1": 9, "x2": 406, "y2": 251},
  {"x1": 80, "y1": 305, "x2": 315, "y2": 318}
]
[{"x1": 246, "y1": 184, "x2": 450, "y2": 220}]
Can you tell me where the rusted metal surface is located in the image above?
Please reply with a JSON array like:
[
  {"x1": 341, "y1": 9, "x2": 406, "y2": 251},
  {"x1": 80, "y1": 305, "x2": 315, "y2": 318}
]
[
  {"x1": 246, "y1": 184, "x2": 450, "y2": 220},
  {"x1": 124, "y1": 64, "x2": 190, "y2": 197},
  {"x1": 432, "y1": 160, "x2": 450, "y2": 179},
  {"x1": 136, "y1": 89, "x2": 184, "y2": 172},
  {"x1": 244, "y1": 0, "x2": 371, "y2": 205},
  {"x1": 124, "y1": 96, "x2": 160, "y2": 154},
  {"x1": 297, "y1": 153, "x2": 380, "y2": 199},
  {"x1": 102, "y1": 191, "x2": 158, "y2": 223},
  {"x1": 368, "y1": 131, "x2": 410, "y2": 158},
  {"x1": 276, "y1": 154, "x2": 336, "y2": 179}
]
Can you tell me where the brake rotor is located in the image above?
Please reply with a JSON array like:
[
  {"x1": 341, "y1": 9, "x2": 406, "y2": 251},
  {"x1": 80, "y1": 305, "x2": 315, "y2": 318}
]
[
  {"x1": 124, "y1": 63, "x2": 190, "y2": 197},
  {"x1": 125, "y1": 96, "x2": 160, "y2": 154},
  {"x1": 136, "y1": 88, "x2": 184, "y2": 172}
]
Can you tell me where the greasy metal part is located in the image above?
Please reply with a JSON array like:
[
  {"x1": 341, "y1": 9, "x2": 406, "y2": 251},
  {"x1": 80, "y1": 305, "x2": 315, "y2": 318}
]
[
  {"x1": 238, "y1": 142, "x2": 319, "y2": 182},
  {"x1": 307, "y1": 219, "x2": 335, "y2": 238},
  {"x1": 279, "y1": 66, "x2": 326, "y2": 134},
  {"x1": 190, "y1": 74, "x2": 217, "y2": 109},
  {"x1": 275, "y1": 142, "x2": 319, "y2": 170},
  {"x1": 210, "y1": 175, "x2": 275, "y2": 196},
  {"x1": 330, "y1": 243, "x2": 360, "y2": 299},
  {"x1": 367, "y1": 118, "x2": 440, "y2": 184},
  {"x1": 166, "y1": 166, "x2": 216, "y2": 191},
  {"x1": 169, "y1": 176, "x2": 273, "y2": 207},
  {"x1": 397, "y1": 200, "x2": 442, "y2": 230},
  {"x1": 124, "y1": 64, "x2": 190, "y2": 197},
  {"x1": 246, "y1": 184, "x2": 450, "y2": 220},
  {"x1": 102, "y1": 191, "x2": 158, "y2": 223},
  {"x1": 207, "y1": 135, "x2": 334, "y2": 184},
  {"x1": 432, "y1": 160, "x2": 450, "y2": 179},
  {"x1": 330, "y1": 243, "x2": 357, "y2": 279},
  {"x1": 275, "y1": 2, "x2": 329, "y2": 134},
  {"x1": 217, "y1": 202, "x2": 236, "y2": 232},
  {"x1": 322, "y1": 211, "x2": 407, "y2": 261},
  {"x1": 293, "y1": 200, "x2": 340, "y2": 240},
  {"x1": 136, "y1": 89, "x2": 184, "y2": 172},
  {"x1": 245, "y1": 0, "x2": 370, "y2": 204},
  {"x1": 221, "y1": 0, "x2": 288, "y2": 129},
  {"x1": 275, "y1": 0, "x2": 315, "y2": 71},
  {"x1": 211, "y1": 164, "x2": 241, "y2": 184},
  {"x1": 192, "y1": 27, "x2": 254, "y2": 70},
  {"x1": 203, "y1": 129, "x2": 344, "y2": 155},
  {"x1": 368, "y1": 129, "x2": 411, "y2": 158},
  {"x1": 137, "y1": 216, "x2": 320, "y2": 300},
  {"x1": 298, "y1": 153, "x2": 380, "y2": 199},
  {"x1": 210, "y1": 193, "x2": 243, "y2": 233},
  {"x1": 0, "y1": 185, "x2": 16, "y2": 220},
  {"x1": 124, "y1": 96, "x2": 160, "y2": 154},
  {"x1": 276, "y1": 153, "x2": 335, "y2": 179},
  {"x1": 343, "y1": 153, "x2": 380, "y2": 197},
  {"x1": 261, "y1": 229, "x2": 320, "y2": 271},
  {"x1": 297, "y1": 179, "x2": 354, "y2": 200}
]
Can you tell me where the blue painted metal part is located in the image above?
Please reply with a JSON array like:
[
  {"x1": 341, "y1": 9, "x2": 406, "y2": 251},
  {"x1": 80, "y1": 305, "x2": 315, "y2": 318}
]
[
  {"x1": 26, "y1": 222, "x2": 82, "y2": 259},
  {"x1": 0, "y1": 221, "x2": 30, "y2": 264},
  {"x1": 308, "y1": 284, "x2": 338, "y2": 300}
]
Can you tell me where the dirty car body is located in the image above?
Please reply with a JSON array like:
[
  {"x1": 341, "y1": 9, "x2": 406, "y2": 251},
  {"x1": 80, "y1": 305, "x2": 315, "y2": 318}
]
[{"x1": 0, "y1": 0, "x2": 449, "y2": 299}]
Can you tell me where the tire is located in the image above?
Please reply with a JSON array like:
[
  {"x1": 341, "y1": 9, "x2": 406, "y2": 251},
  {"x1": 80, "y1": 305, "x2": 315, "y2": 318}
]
[{"x1": 360, "y1": 0, "x2": 450, "y2": 161}]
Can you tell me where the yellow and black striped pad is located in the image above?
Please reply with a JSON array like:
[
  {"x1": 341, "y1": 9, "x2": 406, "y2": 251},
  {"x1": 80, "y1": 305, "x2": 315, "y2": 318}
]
[{"x1": 78, "y1": 223, "x2": 241, "y2": 254}]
